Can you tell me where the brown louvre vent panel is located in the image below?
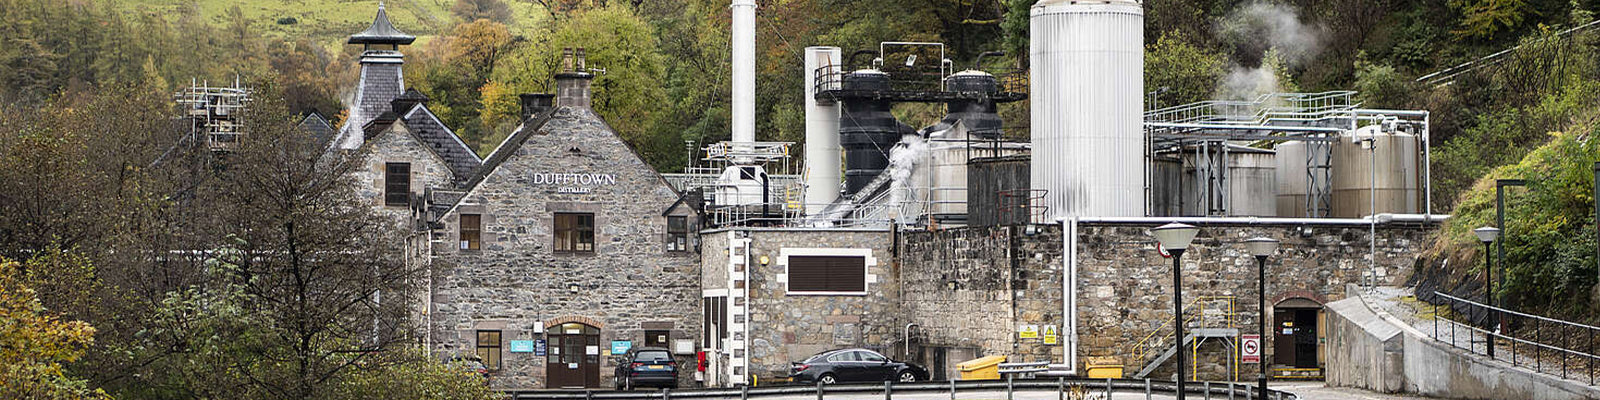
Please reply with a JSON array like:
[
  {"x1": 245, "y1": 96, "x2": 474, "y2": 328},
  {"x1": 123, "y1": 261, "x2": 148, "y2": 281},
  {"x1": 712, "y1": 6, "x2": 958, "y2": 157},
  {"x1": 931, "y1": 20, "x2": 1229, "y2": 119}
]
[{"x1": 788, "y1": 256, "x2": 865, "y2": 292}]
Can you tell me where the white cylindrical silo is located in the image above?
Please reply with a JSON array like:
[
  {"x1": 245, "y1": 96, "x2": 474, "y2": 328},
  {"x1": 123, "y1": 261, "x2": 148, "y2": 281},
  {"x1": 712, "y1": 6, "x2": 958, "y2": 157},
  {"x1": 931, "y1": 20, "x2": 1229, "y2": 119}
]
[
  {"x1": 803, "y1": 46, "x2": 842, "y2": 214},
  {"x1": 1029, "y1": 0, "x2": 1145, "y2": 219}
]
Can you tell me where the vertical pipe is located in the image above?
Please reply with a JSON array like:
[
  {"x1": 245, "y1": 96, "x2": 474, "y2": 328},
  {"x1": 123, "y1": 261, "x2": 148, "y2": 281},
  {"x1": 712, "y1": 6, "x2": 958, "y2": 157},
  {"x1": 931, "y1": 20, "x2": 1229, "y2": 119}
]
[
  {"x1": 1145, "y1": 378, "x2": 1153, "y2": 400},
  {"x1": 729, "y1": 0, "x2": 756, "y2": 146},
  {"x1": 1593, "y1": 162, "x2": 1599, "y2": 286},
  {"x1": 1064, "y1": 218, "x2": 1079, "y2": 374}
]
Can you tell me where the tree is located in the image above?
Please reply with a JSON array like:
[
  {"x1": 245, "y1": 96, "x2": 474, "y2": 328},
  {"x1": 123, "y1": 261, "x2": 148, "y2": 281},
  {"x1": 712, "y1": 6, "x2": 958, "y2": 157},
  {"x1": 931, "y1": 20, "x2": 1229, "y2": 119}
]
[
  {"x1": 490, "y1": 5, "x2": 668, "y2": 151},
  {"x1": 0, "y1": 259, "x2": 107, "y2": 400},
  {"x1": 1145, "y1": 32, "x2": 1226, "y2": 109},
  {"x1": 448, "y1": 19, "x2": 516, "y2": 81},
  {"x1": 452, "y1": 0, "x2": 514, "y2": 24},
  {"x1": 1451, "y1": 0, "x2": 1534, "y2": 39}
]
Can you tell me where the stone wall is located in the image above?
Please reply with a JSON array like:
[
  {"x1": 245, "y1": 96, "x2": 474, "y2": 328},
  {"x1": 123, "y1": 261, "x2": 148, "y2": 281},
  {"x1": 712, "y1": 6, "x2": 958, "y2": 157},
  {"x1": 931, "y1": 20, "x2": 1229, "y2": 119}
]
[
  {"x1": 897, "y1": 221, "x2": 1431, "y2": 380},
  {"x1": 429, "y1": 106, "x2": 700, "y2": 389},
  {"x1": 356, "y1": 122, "x2": 454, "y2": 221},
  {"x1": 699, "y1": 228, "x2": 899, "y2": 383}
]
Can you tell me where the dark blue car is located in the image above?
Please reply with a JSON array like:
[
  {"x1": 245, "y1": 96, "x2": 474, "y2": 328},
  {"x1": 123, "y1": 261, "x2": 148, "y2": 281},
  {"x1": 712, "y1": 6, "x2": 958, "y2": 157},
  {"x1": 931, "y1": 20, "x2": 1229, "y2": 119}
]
[{"x1": 613, "y1": 347, "x2": 678, "y2": 390}]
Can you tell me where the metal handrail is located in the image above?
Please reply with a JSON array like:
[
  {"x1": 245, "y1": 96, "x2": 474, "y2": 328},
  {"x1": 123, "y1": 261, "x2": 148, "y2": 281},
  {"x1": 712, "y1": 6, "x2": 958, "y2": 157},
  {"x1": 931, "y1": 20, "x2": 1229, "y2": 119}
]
[
  {"x1": 1432, "y1": 291, "x2": 1600, "y2": 384},
  {"x1": 1127, "y1": 296, "x2": 1237, "y2": 365},
  {"x1": 1434, "y1": 291, "x2": 1600, "y2": 332},
  {"x1": 502, "y1": 377, "x2": 1300, "y2": 400}
]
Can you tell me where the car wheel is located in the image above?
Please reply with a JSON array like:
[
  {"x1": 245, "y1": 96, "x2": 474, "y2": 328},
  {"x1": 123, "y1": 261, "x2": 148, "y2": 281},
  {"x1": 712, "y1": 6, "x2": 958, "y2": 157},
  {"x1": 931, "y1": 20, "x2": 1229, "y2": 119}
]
[
  {"x1": 898, "y1": 371, "x2": 916, "y2": 383},
  {"x1": 818, "y1": 374, "x2": 837, "y2": 385}
]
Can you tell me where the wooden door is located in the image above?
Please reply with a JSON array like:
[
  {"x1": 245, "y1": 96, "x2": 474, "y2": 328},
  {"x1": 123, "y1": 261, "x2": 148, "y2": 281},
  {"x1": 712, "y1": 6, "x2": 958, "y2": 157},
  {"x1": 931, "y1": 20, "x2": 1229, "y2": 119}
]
[
  {"x1": 1273, "y1": 310, "x2": 1295, "y2": 365},
  {"x1": 548, "y1": 323, "x2": 601, "y2": 388}
]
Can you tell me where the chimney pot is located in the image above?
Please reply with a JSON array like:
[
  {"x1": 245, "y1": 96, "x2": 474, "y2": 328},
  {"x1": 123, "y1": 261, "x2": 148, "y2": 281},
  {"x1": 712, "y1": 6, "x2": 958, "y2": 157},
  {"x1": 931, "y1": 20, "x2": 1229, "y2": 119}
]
[
  {"x1": 554, "y1": 47, "x2": 594, "y2": 109},
  {"x1": 520, "y1": 93, "x2": 555, "y2": 120}
]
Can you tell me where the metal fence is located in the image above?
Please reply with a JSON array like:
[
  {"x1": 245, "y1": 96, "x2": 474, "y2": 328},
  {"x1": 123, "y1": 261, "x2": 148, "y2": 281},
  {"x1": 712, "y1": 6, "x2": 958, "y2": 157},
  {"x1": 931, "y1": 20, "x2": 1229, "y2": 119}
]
[
  {"x1": 1431, "y1": 291, "x2": 1600, "y2": 384},
  {"x1": 505, "y1": 378, "x2": 1298, "y2": 400}
]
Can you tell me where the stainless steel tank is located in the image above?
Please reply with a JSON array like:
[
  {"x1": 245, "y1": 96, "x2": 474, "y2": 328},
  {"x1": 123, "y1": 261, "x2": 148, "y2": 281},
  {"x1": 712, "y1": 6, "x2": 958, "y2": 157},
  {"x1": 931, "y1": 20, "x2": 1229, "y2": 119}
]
[
  {"x1": 1178, "y1": 145, "x2": 1277, "y2": 217},
  {"x1": 1331, "y1": 126, "x2": 1421, "y2": 217},
  {"x1": 1029, "y1": 0, "x2": 1144, "y2": 219}
]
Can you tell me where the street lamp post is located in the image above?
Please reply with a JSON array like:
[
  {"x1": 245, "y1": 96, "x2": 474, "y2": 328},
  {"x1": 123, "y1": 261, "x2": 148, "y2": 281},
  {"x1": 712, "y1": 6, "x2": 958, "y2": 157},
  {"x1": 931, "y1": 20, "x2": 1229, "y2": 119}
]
[
  {"x1": 1245, "y1": 237, "x2": 1280, "y2": 400},
  {"x1": 1153, "y1": 222, "x2": 1200, "y2": 400},
  {"x1": 1474, "y1": 226, "x2": 1501, "y2": 358}
]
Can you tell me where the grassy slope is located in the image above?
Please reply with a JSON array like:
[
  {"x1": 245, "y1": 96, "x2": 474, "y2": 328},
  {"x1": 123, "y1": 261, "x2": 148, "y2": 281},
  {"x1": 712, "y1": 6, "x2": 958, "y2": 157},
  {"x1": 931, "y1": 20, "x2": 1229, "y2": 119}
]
[{"x1": 109, "y1": 0, "x2": 547, "y2": 47}]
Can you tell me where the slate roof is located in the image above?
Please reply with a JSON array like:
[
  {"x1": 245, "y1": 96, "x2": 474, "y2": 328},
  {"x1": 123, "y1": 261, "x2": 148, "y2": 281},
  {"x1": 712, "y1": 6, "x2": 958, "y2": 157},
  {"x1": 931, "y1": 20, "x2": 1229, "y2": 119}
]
[
  {"x1": 334, "y1": 62, "x2": 404, "y2": 149},
  {"x1": 348, "y1": 3, "x2": 415, "y2": 45},
  {"x1": 401, "y1": 104, "x2": 483, "y2": 185},
  {"x1": 297, "y1": 112, "x2": 336, "y2": 146}
]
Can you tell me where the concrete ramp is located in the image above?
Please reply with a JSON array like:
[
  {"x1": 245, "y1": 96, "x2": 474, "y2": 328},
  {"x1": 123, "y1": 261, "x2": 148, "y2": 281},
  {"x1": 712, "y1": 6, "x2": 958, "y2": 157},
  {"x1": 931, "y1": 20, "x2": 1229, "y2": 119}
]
[{"x1": 1325, "y1": 293, "x2": 1600, "y2": 400}]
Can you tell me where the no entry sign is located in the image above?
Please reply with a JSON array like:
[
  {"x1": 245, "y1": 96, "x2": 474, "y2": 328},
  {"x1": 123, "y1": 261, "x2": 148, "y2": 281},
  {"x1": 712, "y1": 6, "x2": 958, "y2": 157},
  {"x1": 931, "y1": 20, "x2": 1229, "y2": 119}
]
[{"x1": 1241, "y1": 334, "x2": 1262, "y2": 363}]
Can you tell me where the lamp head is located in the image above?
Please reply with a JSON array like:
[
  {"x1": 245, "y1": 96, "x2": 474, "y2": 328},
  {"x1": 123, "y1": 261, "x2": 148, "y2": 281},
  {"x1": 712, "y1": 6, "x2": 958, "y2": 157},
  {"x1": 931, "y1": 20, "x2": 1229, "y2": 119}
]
[
  {"x1": 1244, "y1": 237, "x2": 1280, "y2": 258},
  {"x1": 1473, "y1": 226, "x2": 1501, "y2": 243},
  {"x1": 1152, "y1": 222, "x2": 1200, "y2": 251}
]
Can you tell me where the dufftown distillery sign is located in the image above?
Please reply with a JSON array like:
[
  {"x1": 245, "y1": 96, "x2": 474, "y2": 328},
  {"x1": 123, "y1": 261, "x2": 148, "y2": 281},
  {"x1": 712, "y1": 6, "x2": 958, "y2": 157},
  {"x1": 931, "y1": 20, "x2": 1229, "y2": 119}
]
[{"x1": 532, "y1": 172, "x2": 617, "y2": 193}]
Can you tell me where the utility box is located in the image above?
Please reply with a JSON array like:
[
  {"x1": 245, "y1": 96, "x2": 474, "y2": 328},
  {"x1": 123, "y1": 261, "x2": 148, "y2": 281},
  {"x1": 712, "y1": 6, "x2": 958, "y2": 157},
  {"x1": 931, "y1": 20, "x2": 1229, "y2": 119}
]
[
  {"x1": 956, "y1": 355, "x2": 1007, "y2": 380},
  {"x1": 1084, "y1": 356, "x2": 1124, "y2": 379}
]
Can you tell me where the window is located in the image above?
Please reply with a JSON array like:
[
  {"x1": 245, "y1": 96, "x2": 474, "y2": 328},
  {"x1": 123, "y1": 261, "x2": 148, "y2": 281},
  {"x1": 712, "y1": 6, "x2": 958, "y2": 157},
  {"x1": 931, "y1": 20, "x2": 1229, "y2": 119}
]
[
  {"x1": 645, "y1": 330, "x2": 670, "y2": 348},
  {"x1": 702, "y1": 297, "x2": 727, "y2": 348},
  {"x1": 459, "y1": 214, "x2": 481, "y2": 250},
  {"x1": 667, "y1": 216, "x2": 688, "y2": 252},
  {"x1": 857, "y1": 351, "x2": 887, "y2": 362},
  {"x1": 787, "y1": 255, "x2": 867, "y2": 293},
  {"x1": 826, "y1": 351, "x2": 857, "y2": 363},
  {"x1": 384, "y1": 162, "x2": 411, "y2": 206},
  {"x1": 554, "y1": 213, "x2": 594, "y2": 252},
  {"x1": 476, "y1": 330, "x2": 502, "y2": 370}
]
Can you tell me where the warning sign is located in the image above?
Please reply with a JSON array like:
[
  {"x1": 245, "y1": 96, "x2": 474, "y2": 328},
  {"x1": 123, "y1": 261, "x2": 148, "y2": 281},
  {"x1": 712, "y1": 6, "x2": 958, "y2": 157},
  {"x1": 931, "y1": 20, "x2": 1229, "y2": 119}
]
[
  {"x1": 1042, "y1": 325, "x2": 1059, "y2": 345},
  {"x1": 1241, "y1": 334, "x2": 1261, "y2": 363},
  {"x1": 1019, "y1": 325, "x2": 1040, "y2": 339}
]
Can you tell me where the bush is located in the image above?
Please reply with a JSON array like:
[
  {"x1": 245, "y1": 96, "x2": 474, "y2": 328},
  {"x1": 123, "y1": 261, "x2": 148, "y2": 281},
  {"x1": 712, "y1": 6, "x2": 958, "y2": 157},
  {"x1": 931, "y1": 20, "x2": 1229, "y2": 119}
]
[{"x1": 276, "y1": 17, "x2": 297, "y2": 25}]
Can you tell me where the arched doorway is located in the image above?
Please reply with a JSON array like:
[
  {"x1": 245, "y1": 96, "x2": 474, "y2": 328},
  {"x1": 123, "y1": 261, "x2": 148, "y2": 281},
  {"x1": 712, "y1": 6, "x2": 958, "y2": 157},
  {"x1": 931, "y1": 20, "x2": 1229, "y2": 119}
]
[
  {"x1": 548, "y1": 322, "x2": 601, "y2": 388},
  {"x1": 1273, "y1": 297, "x2": 1323, "y2": 369}
]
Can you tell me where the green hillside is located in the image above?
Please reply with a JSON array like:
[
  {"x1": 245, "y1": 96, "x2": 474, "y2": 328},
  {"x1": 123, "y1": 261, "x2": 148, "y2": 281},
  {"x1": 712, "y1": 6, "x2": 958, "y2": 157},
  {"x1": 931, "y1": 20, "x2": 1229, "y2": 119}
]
[{"x1": 110, "y1": 0, "x2": 547, "y2": 46}]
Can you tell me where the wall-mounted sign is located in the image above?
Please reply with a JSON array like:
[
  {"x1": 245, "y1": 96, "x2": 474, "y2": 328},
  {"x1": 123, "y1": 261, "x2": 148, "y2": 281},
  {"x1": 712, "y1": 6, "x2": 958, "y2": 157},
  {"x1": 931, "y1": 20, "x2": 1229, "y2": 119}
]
[
  {"x1": 586, "y1": 345, "x2": 600, "y2": 355},
  {"x1": 533, "y1": 173, "x2": 618, "y2": 194},
  {"x1": 1042, "y1": 325, "x2": 1059, "y2": 345},
  {"x1": 612, "y1": 340, "x2": 632, "y2": 354},
  {"x1": 1019, "y1": 325, "x2": 1040, "y2": 339},
  {"x1": 535, "y1": 339, "x2": 548, "y2": 356},
  {"x1": 1241, "y1": 334, "x2": 1261, "y2": 363},
  {"x1": 510, "y1": 340, "x2": 535, "y2": 353}
]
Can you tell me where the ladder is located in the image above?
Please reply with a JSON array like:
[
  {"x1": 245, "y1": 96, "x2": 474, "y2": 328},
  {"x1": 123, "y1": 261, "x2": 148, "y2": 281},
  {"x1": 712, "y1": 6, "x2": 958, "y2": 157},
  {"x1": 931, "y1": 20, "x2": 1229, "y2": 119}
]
[{"x1": 725, "y1": 231, "x2": 752, "y2": 385}]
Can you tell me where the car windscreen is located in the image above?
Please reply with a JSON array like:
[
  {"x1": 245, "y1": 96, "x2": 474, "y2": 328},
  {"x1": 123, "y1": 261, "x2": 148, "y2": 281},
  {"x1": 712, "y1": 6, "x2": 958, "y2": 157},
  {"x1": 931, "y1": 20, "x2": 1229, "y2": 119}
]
[{"x1": 635, "y1": 350, "x2": 672, "y2": 362}]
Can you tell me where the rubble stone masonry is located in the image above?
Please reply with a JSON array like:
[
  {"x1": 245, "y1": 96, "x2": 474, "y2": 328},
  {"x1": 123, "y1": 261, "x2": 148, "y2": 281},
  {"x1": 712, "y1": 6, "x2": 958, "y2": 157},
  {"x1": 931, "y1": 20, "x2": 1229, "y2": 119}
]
[{"x1": 897, "y1": 222, "x2": 1430, "y2": 380}]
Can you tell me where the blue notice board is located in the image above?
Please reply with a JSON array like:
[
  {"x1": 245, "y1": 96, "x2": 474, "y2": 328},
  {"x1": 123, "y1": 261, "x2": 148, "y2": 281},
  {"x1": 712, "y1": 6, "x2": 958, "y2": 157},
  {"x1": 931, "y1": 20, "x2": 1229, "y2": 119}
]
[
  {"x1": 534, "y1": 339, "x2": 548, "y2": 356},
  {"x1": 509, "y1": 340, "x2": 535, "y2": 353},
  {"x1": 611, "y1": 340, "x2": 632, "y2": 355}
]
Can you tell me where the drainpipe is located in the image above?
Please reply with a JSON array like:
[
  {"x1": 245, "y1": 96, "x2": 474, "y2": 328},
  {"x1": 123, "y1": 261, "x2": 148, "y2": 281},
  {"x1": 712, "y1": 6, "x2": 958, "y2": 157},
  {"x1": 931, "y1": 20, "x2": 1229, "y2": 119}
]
[{"x1": 1062, "y1": 217, "x2": 1078, "y2": 375}]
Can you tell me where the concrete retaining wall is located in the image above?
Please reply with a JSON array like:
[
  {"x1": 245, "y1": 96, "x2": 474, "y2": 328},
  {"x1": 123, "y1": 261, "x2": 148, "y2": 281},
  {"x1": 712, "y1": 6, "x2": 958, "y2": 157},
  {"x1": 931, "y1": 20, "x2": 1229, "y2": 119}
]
[{"x1": 1325, "y1": 292, "x2": 1600, "y2": 399}]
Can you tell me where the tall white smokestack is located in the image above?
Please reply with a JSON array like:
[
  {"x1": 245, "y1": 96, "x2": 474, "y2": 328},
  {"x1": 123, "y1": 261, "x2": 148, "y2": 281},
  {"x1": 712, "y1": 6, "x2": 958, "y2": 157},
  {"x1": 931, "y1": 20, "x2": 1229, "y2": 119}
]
[
  {"x1": 730, "y1": 0, "x2": 756, "y2": 146},
  {"x1": 803, "y1": 46, "x2": 842, "y2": 214}
]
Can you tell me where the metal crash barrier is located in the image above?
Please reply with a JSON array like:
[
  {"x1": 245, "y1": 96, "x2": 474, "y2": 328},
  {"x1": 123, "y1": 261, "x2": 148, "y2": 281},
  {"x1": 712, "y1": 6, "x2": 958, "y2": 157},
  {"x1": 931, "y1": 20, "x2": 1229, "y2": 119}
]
[{"x1": 503, "y1": 378, "x2": 1299, "y2": 400}]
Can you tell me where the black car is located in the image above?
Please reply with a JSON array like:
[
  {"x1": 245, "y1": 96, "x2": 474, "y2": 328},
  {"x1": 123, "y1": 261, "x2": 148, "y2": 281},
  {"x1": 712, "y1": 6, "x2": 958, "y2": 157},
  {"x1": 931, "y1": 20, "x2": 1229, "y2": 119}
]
[
  {"x1": 613, "y1": 347, "x2": 678, "y2": 390},
  {"x1": 789, "y1": 348, "x2": 929, "y2": 384}
]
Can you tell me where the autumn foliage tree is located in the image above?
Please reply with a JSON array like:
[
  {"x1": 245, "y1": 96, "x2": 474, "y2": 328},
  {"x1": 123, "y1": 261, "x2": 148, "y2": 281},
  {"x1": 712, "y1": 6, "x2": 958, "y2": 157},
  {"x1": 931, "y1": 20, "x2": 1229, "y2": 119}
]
[{"x1": 0, "y1": 259, "x2": 106, "y2": 399}]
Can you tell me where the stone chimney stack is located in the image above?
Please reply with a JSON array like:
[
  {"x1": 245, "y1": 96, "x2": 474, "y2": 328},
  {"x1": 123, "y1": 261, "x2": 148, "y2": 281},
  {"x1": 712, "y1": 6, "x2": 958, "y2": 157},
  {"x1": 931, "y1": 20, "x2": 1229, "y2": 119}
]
[
  {"x1": 554, "y1": 48, "x2": 594, "y2": 109},
  {"x1": 520, "y1": 93, "x2": 555, "y2": 120}
]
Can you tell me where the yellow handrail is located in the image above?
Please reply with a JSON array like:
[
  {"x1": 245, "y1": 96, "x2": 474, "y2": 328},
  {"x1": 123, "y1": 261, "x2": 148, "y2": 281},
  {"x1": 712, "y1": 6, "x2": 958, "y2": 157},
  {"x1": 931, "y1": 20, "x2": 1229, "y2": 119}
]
[{"x1": 1126, "y1": 296, "x2": 1237, "y2": 366}]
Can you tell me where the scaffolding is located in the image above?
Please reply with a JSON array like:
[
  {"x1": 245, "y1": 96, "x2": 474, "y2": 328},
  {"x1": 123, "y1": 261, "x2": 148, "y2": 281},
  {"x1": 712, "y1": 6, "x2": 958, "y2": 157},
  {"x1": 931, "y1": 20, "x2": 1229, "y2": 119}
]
[{"x1": 175, "y1": 78, "x2": 251, "y2": 152}]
